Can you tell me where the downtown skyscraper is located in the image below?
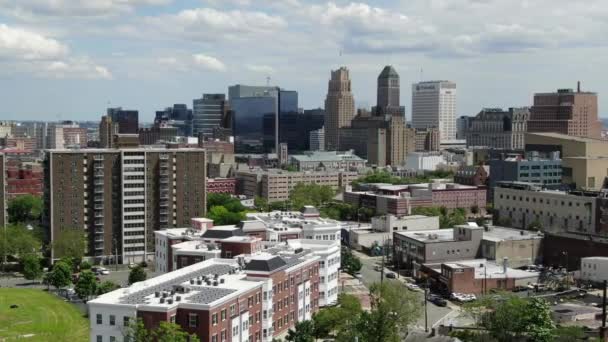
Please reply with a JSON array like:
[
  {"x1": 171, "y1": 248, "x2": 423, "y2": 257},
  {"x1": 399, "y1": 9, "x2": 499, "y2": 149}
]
[
  {"x1": 324, "y1": 67, "x2": 355, "y2": 151},
  {"x1": 374, "y1": 65, "x2": 404, "y2": 117},
  {"x1": 411, "y1": 81, "x2": 457, "y2": 143}
]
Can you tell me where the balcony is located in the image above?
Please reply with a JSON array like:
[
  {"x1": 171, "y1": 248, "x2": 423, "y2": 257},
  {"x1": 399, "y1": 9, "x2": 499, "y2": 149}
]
[
  {"x1": 94, "y1": 186, "x2": 104, "y2": 193},
  {"x1": 93, "y1": 155, "x2": 104, "y2": 161},
  {"x1": 160, "y1": 170, "x2": 170, "y2": 176},
  {"x1": 94, "y1": 204, "x2": 104, "y2": 210},
  {"x1": 94, "y1": 236, "x2": 104, "y2": 242},
  {"x1": 94, "y1": 180, "x2": 104, "y2": 186},
  {"x1": 94, "y1": 196, "x2": 103, "y2": 202},
  {"x1": 160, "y1": 185, "x2": 169, "y2": 192},
  {"x1": 94, "y1": 212, "x2": 104, "y2": 218},
  {"x1": 160, "y1": 191, "x2": 169, "y2": 199},
  {"x1": 159, "y1": 154, "x2": 169, "y2": 160},
  {"x1": 159, "y1": 210, "x2": 168, "y2": 216},
  {"x1": 95, "y1": 243, "x2": 104, "y2": 250},
  {"x1": 94, "y1": 228, "x2": 104, "y2": 234},
  {"x1": 159, "y1": 201, "x2": 169, "y2": 207},
  {"x1": 94, "y1": 170, "x2": 104, "y2": 177},
  {"x1": 94, "y1": 164, "x2": 104, "y2": 170},
  {"x1": 160, "y1": 216, "x2": 169, "y2": 223}
]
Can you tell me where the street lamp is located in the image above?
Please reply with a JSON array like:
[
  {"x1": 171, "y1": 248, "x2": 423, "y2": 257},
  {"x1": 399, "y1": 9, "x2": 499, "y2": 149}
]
[{"x1": 356, "y1": 207, "x2": 365, "y2": 226}]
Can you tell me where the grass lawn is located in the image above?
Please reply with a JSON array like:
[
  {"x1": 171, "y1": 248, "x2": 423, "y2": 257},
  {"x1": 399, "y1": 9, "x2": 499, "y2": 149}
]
[{"x1": 0, "y1": 288, "x2": 89, "y2": 342}]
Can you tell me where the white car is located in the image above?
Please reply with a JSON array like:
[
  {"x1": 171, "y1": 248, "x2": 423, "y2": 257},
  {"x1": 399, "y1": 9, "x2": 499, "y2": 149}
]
[
  {"x1": 406, "y1": 283, "x2": 420, "y2": 291},
  {"x1": 97, "y1": 267, "x2": 110, "y2": 275}
]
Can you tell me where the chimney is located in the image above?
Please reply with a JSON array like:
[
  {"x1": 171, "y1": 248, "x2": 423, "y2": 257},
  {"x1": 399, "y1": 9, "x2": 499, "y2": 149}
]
[{"x1": 577, "y1": 81, "x2": 581, "y2": 93}]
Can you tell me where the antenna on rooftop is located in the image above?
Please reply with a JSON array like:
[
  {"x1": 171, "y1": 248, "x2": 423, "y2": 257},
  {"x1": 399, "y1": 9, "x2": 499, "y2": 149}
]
[
  {"x1": 420, "y1": 68, "x2": 424, "y2": 81},
  {"x1": 266, "y1": 76, "x2": 271, "y2": 86}
]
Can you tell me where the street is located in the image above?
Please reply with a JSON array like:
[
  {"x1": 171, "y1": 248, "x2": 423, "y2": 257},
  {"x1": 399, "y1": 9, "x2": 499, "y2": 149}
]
[{"x1": 352, "y1": 250, "x2": 459, "y2": 330}]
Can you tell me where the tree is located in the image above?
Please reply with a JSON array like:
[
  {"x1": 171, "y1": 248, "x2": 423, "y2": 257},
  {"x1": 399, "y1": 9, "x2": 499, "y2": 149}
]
[
  {"x1": 473, "y1": 296, "x2": 555, "y2": 342},
  {"x1": 48, "y1": 261, "x2": 72, "y2": 290},
  {"x1": 75, "y1": 270, "x2": 98, "y2": 302},
  {"x1": 152, "y1": 321, "x2": 200, "y2": 342},
  {"x1": 52, "y1": 228, "x2": 87, "y2": 267},
  {"x1": 97, "y1": 280, "x2": 120, "y2": 295},
  {"x1": 527, "y1": 219, "x2": 543, "y2": 231},
  {"x1": 80, "y1": 260, "x2": 92, "y2": 270},
  {"x1": 124, "y1": 318, "x2": 151, "y2": 342},
  {"x1": 286, "y1": 320, "x2": 315, "y2": 342},
  {"x1": 471, "y1": 204, "x2": 480, "y2": 215},
  {"x1": 0, "y1": 224, "x2": 41, "y2": 263},
  {"x1": 254, "y1": 196, "x2": 269, "y2": 212},
  {"x1": 21, "y1": 254, "x2": 43, "y2": 282},
  {"x1": 340, "y1": 247, "x2": 362, "y2": 275},
  {"x1": 289, "y1": 183, "x2": 335, "y2": 209},
  {"x1": 208, "y1": 205, "x2": 246, "y2": 225},
  {"x1": 7, "y1": 194, "x2": 42, "y2": 224},
  {"x1": 129, "y1": 265, "x2": 147, "y2": 285},
  {"x1": 359, "y1": 282, "x2": 421, "y2": 342},
  {"x1": 313, "y1": 294, "x2": 362, "y2": 339}
]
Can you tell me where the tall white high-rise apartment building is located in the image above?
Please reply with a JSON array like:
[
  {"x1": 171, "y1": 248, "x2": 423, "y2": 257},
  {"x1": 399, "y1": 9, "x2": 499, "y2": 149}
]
[{"x1": 411, "y1": 81, "x2": 457, "y2": 143}]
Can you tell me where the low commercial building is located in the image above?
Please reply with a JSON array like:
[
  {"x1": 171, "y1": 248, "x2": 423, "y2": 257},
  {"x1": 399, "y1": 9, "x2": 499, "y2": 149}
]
[
  {"x1": 350, "y1": 214, "x2": 440, "y2": 251},
  {"x1": 289, "y1": 150, "x2": 365, "y2": 171},
  {"x1": 89, "y1": 256, "x2": 321, "y2": 342},
  {"x1": 525, "y1": 132, "x2": 608, "y2": 191},
  {"x1": 235, "y1": 169, "x2": 357, "y2": 202},
  {"x1": 345, "y1": 182, "x2": 487, "y2": 216},
  {"x1": 405, "y1": 152, "x2": 446, "y2": 171},
  {"x1": 580, "y1": 257, "x2": 608, "y2": 284},
  {"x1": 421, "y1": 259, "x2": 539, "y2": 295},
  {"x1": 394, "y1": 224, "x2": 543, "y2": 276},
  {"x1": 488, "y1": 151, "x2": 562, "y2": 190},
  {"x1": 453, "y1": 165, "x2": 489, "y2": 187},
  {"x1": 493, "y1": 181, "x2": 597, "y2": 235}
]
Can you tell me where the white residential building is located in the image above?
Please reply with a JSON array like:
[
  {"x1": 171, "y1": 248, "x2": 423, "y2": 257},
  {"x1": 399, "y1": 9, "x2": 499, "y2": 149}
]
[
  {"x1": 405, "y1": 152, "x2": 446, "y2": 171},
  {"x1": 411, "y1": 81, "x2": 457, "y2": 143},
  {"x1": 580, "y1": 257, "x2": 608, "y2": 283}
]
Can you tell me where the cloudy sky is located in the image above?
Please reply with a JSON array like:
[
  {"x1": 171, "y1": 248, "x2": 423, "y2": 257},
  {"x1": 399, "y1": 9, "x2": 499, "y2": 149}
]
[{"x1": 0, "y1": 0, "x2": 606, "y2": 122}]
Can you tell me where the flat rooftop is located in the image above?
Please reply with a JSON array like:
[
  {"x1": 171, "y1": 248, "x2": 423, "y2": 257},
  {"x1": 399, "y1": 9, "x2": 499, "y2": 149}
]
[
  {"x1": 395, "y1": 229, "x2": 457, "y2": 243},
  {"x1": 526, "y1": 132, "x2": 606, "y2": 144},
  {"x1": 482, "y1": 226, "x2": 544, "y2": 242},
  {"x1": 429, "y1": 259, "x2": 539, "y2": 280},
  {"x1": 89, "y1": 259, "x2": 258, "y2": 308}
]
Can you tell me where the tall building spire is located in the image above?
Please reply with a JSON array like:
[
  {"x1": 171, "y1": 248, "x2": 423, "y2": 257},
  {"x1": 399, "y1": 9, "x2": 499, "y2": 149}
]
[{"x1": 324, "y1": 67, "x2": 355, "y2": 151}]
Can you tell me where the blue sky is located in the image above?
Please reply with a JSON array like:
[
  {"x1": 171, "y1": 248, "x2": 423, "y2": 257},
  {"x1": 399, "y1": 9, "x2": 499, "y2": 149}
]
[{"x1": 0, "y1": 0, "x2": 607, "y2": 122}]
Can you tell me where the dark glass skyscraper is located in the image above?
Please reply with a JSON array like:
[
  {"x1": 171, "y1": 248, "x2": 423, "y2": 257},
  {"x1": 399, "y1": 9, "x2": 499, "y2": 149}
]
[
  {"x1": 230, "y1": 86, "x2": 300, "y2": 153},
  {"x1": 192, "y1": 94, "x2": 228, "y2": 138},
  {"x1": 107, "y1": 107, "x2": 139, "y2": 134},
  {"x1": 374, "y1": 66, "x2": 404, "y2": 117},
  {"x1": 155, "y1": 104, "x2": 193, "y2": 136}
]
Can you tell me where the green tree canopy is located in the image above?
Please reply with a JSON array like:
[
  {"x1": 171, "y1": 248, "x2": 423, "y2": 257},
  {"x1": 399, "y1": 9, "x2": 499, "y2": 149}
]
[
  {"x1": 340, "y1": 247, "x2": 362, "y2": 275},
  {"x1": 289, "y1": 183, "x2": 335, "y2": 209},
  {"x1": 48, "y1": 261, "x2": 72, "y2": 290},
  {"x1": 208, "y1": 205, "x2": 246, "y2": 225},
  {"x1": 286, "y1": 320, "x2": 315, "y2": 342},
  {"x1": 359, "y1": 282, "x2": 422, "y2": 342},
  {"x1": 465, "y1": 295, "x2": 556, "y2": 342},
  {"x1": 7, "y1": 194, "x2": 42, "y2": 224},
  {"x1": 52, "y1": 228, "x2": 87, "y2": 266},
  {"x1": 124, "y1": 319, "x2": 199, "y2": 342},
  {"x1": 128, "y1": 265, "x2": 147, "y2": 285},
  {"x1": 97, "y1": 280, "x2": 120, "y2": 295},
  {"x1": 21, "y1": 254, "x2": 43, "y2": 281},
  {"x1": 313, "y1": 294, "x2": 363, "y2": 339},
  {"x1": 0, "y1": 224, "x2": 41, "y2": 261},
  {"x1": 75, "y1": 270, "x2": 98, "y2": 302}
]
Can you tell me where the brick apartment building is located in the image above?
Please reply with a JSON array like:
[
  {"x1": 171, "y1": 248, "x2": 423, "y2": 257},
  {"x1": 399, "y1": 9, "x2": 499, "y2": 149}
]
[
  {"x1": 5, "y1": 159, "x2": 43, "y2": 198},
  {"x1": 89, "y1": 256, "x2": 321, "y2": 342},
  {"x1": 43, "y1": 148, "x2": 206, "y2": 264},
  {"x1": 345, "y1": 182, "x2": 487, "y2": 216},
  {"x1": 207, "y1": 178, "x2": 237, "y2": 194},
  {"x1": 527, "y1": 84, "x2": 601, "y2": 139},
  {"x1": 236, "y1": 169, "x2": 357, "y2": 202},
  {"x1": 0, "y1": 154, "x2": 6, "y2": 227}
]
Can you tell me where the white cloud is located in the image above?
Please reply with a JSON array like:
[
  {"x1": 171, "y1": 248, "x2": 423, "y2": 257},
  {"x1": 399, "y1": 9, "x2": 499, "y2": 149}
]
[
  {"x1": 192, "y1": 54, "x2": 226, "y2": 71},
  {"x1": 0, "y1": 23, "x2": 68, "y2": 59},
  {"x1": 40, "y1": 58, "x2": 113, "y2": 79},
  {"x1": 0, "y1": 0, "x2": 171, "y2": 17},
  {"x1": 156, "y1": 54, "x2": 226, "y2": 72},
  {"x1": 0, "y1": 23, "x2": 110, "y2": 79},
  {"x1": 139, "y1": 7, "x2": 287, "y2": 42}
]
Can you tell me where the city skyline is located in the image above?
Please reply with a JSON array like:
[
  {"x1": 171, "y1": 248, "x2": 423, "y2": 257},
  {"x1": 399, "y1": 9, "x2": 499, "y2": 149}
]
[{"x1": 0, "y1": 0, "x2": 607, "y2": 121}]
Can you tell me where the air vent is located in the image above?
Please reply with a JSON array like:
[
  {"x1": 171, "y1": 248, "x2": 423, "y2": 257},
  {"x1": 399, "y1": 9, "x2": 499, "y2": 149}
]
[
  {"x1": 167, "y1": 298, "x2": 173, "y2": 304},
  {"x1": 176, "y1": 296, "x2": 181, "y2": 302},
  {"x1": 220, "y1": 278, "x2": 225, "y2": 284},
  {"x1": 160, "y1": 298, "x2": 165, "y2": 304},
  {"x1": 155, "y1": 292, "x2": 160, "y2": 298}
]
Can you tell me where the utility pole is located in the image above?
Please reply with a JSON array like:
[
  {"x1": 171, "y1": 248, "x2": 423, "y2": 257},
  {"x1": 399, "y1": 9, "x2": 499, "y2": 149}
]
[
  {"x1": 424, "y1": 280, "x2": 429, "y2": 332},
  {"x1": 380, "y1": 241, "x2": 385, "y2": 285},
  {"x1": 601, "y1": 280, "x2": 607, "y2": 340}
]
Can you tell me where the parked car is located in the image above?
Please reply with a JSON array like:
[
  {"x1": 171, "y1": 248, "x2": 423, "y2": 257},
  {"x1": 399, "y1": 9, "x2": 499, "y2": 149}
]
[
  {"x1": 406, "y1": 283, "x2": 420, "y2": 291},
  {"x1": 430, "y1": 296, "x2": 447, "y2": 307},
  {"x1": 374, "y1": 265, "x2": 382, "y2": 272},
  {"x1": 97, "y1": 267, "x2": 110, "y2": 275},
  {"x1": 385, "y1": 272, "x2": 396, "y2": 279}
]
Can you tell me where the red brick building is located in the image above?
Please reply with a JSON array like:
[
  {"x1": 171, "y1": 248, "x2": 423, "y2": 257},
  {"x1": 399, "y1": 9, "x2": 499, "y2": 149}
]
[
  {"x1": 5, "y1": 160, "x2": 43, "y2": 198},
  {"x1": 89, "y1": 256, "x2": 320, "y2": 342},
  {"x1": 207, "y1": 178, "x2": 237, "y2": 194}
]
